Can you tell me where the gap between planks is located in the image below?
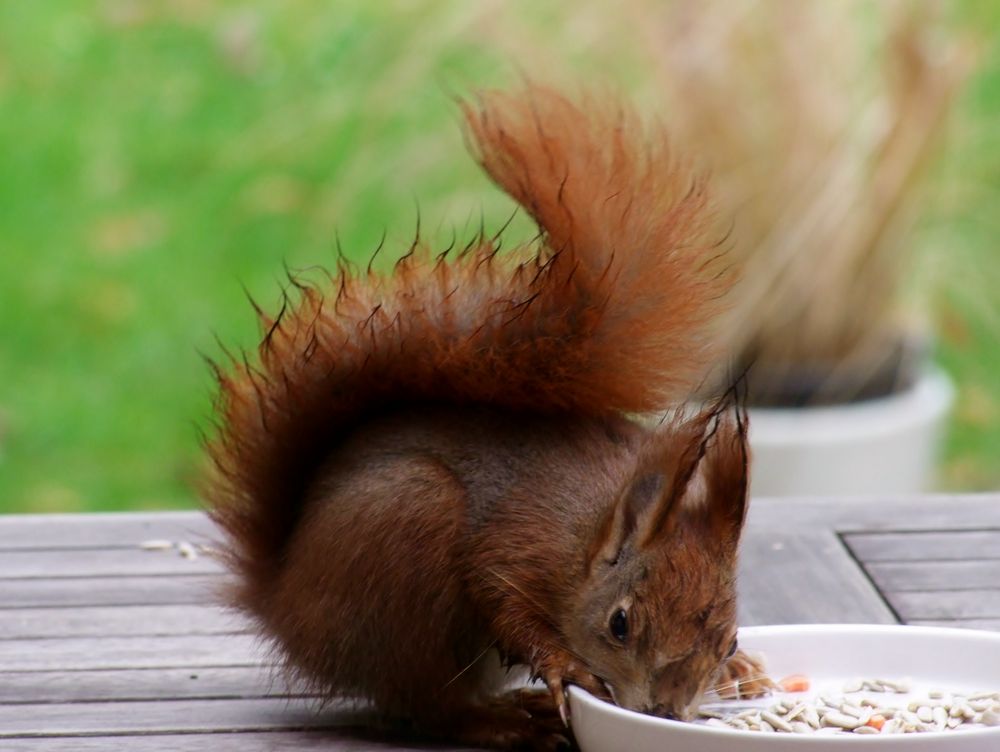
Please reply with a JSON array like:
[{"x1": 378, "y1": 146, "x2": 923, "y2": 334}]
[
  {"x1": 0, "y1": 696, "x2": 365, "y2": 738},
  {"x1": 0, "y1": 604, "x2": 251, "y2": 640},
  {"x1": 0, "y1": 633, "x2": 268, "y2": 672},
  {"x1": 0, "y1": 665, "x2": 309, "y2": 705},
  {"x1": 0, "y1": 730, "x2": 466, "y2": 752}
]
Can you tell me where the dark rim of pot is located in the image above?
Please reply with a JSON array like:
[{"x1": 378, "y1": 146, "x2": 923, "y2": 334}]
[{"x1": 740, "y1": 336, "x2": 928, "y2": 408}]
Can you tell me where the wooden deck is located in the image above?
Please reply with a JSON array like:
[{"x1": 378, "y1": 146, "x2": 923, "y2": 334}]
[{"x1": 1, "y1": 495, "x2": 998, "y2": 750}]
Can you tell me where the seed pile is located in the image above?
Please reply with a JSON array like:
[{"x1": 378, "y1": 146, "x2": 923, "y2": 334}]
[{"x1": 699, "y1": 680, "x2": 1000, "y2": 735}]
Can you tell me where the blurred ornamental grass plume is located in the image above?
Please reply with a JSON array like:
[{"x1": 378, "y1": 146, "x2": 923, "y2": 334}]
[{"x1": 645, "y1": 0, "x2": 974, "y2": 405}]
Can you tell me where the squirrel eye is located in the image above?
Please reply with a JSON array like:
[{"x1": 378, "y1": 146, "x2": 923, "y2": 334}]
[
  {"x1": 609, "y1": 608, "x2": 629, "y2": 642},
  {"x1": 726, "y1": 638, "x2": 738, "y2": 659}
]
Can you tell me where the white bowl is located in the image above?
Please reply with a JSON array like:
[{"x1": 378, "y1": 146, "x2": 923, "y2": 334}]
[{"x1": 568, "y1": 624, "x2": 1000, "y2": 751}]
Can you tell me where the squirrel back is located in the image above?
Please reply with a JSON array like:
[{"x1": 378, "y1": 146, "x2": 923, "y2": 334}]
[
  {"x1": 207, "y1": 86, "x2": 730, "y2": 594},
  {"x1": 204, "y1": 86, "x2": 745, "y2": 744}
]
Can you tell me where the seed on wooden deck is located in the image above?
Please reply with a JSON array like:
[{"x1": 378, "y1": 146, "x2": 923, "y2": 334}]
[
  {"x1": 139, "y1": 539, "x2": 173, "y2": 551},
  {"x1": 177, "y1": 541, "x2": 199, "y2": 560}
]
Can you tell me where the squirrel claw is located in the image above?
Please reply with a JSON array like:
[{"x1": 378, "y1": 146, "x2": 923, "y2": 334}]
[
  {"x1": 542, "y1": 668, "x2": 570, "y2": 725},
  {"x1": 541, "y1": 654, "x2": 610, "y2": 727},
  {"x1": 557, "y1": 699, "x2": 569, "y2": 728}
]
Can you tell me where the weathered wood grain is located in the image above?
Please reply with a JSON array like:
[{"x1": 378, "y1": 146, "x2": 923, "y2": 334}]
[
  {"x1": 1, "y1": 499, "x2": 998, "y2": 750},
  {"x1": 844, "y1": 530, "x2": 1000, "y2": 562},
  {"x1": 737, "y1": 528, "x2": 896, "y2": 626},
  {"x1": 0, "y1": 666, "x2": 297, "y2": 703},
  {"x1": 0, "y1": 697, "x2": 353, "y2": 737},
  {"x1": 2, "y1": 731, "x2": 475, "y2": 751},
  {"x1": 0, "y1": 574, "x2": 224, "y2": 609},
  {"x1": 884, "y1": 589, "x2": 1000, "y2": 621},
  {"x1": 864, "y1": 559, "x2": 1000, "y2": 591},
  {"x1": 0, "y1": 604, "x2": 249, "y2": 639},
  {"x1": 0, "y1": 512, "x2": 216, "y2": 551},
  {"x1": 748, "y1": 495, "x2": 1000, "y2": 532},
  {"x1": 0, "y1": 634, "x2": 266, "y2": 671},
  {"x1": 0, "y1": 547, "x2": 225, "y2": 579}
]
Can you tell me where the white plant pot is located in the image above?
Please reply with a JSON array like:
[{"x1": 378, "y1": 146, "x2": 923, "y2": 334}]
[{"x1": 748, "y1": 366, "x2": 954, "y2": 497}]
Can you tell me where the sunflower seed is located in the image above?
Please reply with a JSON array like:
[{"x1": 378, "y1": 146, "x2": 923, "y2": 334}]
[
  {"x1": 139, "y1": 539, "x2": 173, "y2": 551},
  {"x1": 176, "y1": 541, "x2": 199, "y2": 560}
]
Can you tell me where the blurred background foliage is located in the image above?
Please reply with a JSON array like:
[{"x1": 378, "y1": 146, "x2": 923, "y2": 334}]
[{"x1": 0, "y1": 0, "x2": 997, "y2": 512}]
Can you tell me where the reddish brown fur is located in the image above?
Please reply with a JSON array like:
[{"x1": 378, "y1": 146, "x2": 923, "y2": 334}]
[{"x1": 205, "y1": 86, "x2": 747, "y2": 749}]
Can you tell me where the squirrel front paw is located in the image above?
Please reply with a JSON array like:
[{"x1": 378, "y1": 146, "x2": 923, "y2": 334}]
[
  {"x1": 449, "y1": 690, "x2": 572, "y2": 752},
  {"x1": 536, "y1": 652, "x2": 612, "y2": 726},
  {"x1": 715, "y1": 649, "x2": 777, "y2": 700}
]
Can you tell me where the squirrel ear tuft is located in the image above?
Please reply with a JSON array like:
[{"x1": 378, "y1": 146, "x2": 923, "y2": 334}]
[
  {"x1": 587, "y1": 402, "x2": 724, "y2": 569},
  {"x1": 634, "y1": 403, "x2": 722, "y2": 549},
  {"x1": 587, "y1": 389, "x2": 750, "y2": 569},
  {"x1": 699, "y1": 401, "x2": 751, "y2": 548}
]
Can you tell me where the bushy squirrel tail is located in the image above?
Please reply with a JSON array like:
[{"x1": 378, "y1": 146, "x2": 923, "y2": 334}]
[{"x1": 206, "y1": 85, "x2": 733, "y2": 599}]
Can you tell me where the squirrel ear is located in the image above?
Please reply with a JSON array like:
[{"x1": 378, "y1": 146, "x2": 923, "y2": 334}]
[
  {"x1": 586, "y1": 403, "x2": 722, "y2": 569},
  {"x1": 699, "y1": 402, "x2": 751, "y2": 548},
  {"x1": 634, "y1": 403, "x2": 724, "y2": 549},
  {"x1": 587, "y1": 470, "x2": 664, "y2": 568}
]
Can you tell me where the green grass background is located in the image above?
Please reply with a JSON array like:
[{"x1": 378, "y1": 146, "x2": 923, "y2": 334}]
[{"x1": 0, "y1": 1, "x2": 997, "y2": 513}]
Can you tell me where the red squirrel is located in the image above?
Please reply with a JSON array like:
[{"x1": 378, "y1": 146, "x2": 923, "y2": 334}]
[{"x1": 205, "y1": 85, "x2": 767, "y2": 750}]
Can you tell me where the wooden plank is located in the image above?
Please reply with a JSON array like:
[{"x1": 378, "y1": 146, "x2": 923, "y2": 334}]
[
  {"x1": 844, "y1": 530, "x2": 1000, "y2": 562},
  {"x1": 0, "y1": 605, "x2": 249, "y2": 639},
  {"x1": 1, "y1": 731, "x2": 478, "y2": 751},
  {"x1": 864, "y1": 560, "x2": 1000, "y2": 592},
  {"x1": 747, "y1": 495, "x2": 1000, "y2": 533},
  {"x1": 0, "y1": 547, "x2": 225, "y2": 579},
  {"x1": 0, "y1": 666, "x2": 297, "y2": 703},
  {"x1": 0, "y1": 697, "x2": 356, "y2": 737},
  {"x1": 0, "y1": 512, "x2": 214, "y2": 551},
  {"x1": 0, "y1": 575, "x2": 224, "y2": 609},
  {"x1": 886, "y1": 589, "x2": 1000, "y2": 621},
  {"x1": 737, "y1": 528, "x2": 897, "y2": 626},
  {"x1": 0, "y1": 634, "x2": 266, "y2": 671}
]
